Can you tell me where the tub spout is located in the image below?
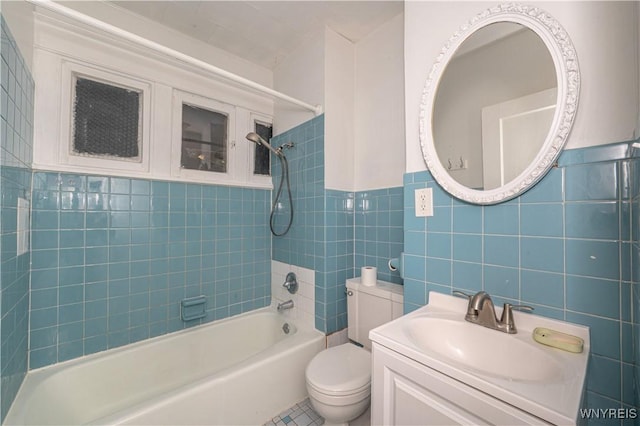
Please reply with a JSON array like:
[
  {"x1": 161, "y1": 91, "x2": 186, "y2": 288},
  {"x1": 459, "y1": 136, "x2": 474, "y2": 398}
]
[{"x1": 277, "y1": 300, "x2": 294, "y2": 312}]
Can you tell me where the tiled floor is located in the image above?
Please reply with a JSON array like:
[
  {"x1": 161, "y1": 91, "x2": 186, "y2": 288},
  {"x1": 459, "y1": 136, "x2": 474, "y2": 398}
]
[{"x1": 263, "y1": 398, "x2": 324, "y2": 426}]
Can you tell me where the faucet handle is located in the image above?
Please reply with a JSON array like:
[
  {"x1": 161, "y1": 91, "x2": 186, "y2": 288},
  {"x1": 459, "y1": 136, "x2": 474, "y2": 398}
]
[
  {"x1": 283, "y1": 272, "x2": 298, "y2": 294},
  {"x1": 510, "y1": 304, "x2": 534, "y2": 312},
  {"x1": 452, "y1": 290, "x2": 473, "y2": 299},
  {"x1": 500, "y1": 303, "x2": 534, "y2": 334}
]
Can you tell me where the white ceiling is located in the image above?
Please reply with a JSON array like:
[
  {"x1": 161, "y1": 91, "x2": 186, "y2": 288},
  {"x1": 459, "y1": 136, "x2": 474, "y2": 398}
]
[{"x1": 109, "y1": 1, "x2": 403, "y2": 69}]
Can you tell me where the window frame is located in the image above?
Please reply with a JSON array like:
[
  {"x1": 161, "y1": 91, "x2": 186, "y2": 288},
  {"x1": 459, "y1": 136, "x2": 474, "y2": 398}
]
[{"x1": 59, "y1": 60, "x2": 152, "y2": 173}]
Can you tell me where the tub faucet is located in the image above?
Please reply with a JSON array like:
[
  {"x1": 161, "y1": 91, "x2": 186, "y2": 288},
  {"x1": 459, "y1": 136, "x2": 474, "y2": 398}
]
[
  {"x1": 277, "y1": 299, "x2": 294, "y2": 312},
  {"x1": 453, "y1": 290, "x2": 533, "y2": 334}
]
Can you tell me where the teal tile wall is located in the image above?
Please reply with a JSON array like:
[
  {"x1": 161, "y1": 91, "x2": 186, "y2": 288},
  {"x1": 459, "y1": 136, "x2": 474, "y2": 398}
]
[
  {"x1": 271, "y1": 115, "x2": 351, "y2": 333},
  {"x1": 632, "y1": 155, "x2": 640, "y2": 413},
  {"x1": 403, "y1": 141, "x2": 637, "y2": 415},
  {"x1": 0, "y1": 16, "x2": 33, "y2": 422},
  {"x1": 29, "y1": 173, "x2": 271, "y2": 369},
  {"x1": 271, "y1": 115, "x2": 404, "y2": 333},
  {"x1": 317, "y1": 188, "x2": 404, "y2": 334},
  {"x1": 271, "y1": 115, "x2": 325, "y2": 269},
  {"x1": 319, "y1": 189, "x2": 354, "y2": 333},
  {"x1": 355, "y1": 188, "x2": 404, "y2": 285}
]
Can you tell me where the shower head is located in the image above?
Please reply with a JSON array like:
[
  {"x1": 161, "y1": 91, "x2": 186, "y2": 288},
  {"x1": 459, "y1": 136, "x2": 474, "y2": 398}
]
[
  {"x1": 245, "y1": 132, "x2": 281, "y2": 156},
  {"x1": 245, "y1": 132, "x2": 265, "y2": 146}
]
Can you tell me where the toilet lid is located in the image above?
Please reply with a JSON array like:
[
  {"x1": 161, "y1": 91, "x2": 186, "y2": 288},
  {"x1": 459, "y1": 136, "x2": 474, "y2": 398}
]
[{"x1": 306, "y1": 344, "x2": 371, "y2": 394}]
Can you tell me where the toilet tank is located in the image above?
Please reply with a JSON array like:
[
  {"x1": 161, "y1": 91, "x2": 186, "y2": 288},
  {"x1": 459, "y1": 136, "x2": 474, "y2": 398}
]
[{"x1": 346, "y1": 278, "x2": 403, "y2": 350}]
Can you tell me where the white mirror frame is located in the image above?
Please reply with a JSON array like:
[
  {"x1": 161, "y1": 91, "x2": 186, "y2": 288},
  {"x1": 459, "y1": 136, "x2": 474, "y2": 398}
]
[{"x1": 419, "y1": 3, "x2": 580, "y2": 205}]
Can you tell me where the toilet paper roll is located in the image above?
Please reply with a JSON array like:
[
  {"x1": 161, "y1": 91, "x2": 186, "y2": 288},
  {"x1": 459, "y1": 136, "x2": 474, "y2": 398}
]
[{"x1": 361, "y1": 266, "x2": 377, "y2": 287}]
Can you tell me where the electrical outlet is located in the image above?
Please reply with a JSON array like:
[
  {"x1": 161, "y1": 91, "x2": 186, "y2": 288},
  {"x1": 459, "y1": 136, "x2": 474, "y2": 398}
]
[{"x1": 415, "y1": 188, "x2": 433, "y2": 217}]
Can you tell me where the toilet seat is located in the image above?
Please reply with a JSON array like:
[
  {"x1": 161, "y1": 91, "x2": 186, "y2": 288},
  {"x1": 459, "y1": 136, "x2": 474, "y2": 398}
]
[{"x1": 305, "y1": 344, "x2": 371, "y2": 396}]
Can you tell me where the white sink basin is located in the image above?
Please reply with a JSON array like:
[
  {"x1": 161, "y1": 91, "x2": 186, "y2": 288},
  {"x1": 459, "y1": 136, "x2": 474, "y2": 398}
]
[
  {"x1": 405, "y1": 315, "x2": 565, "y2": 382},
  {"x1": 369, "y1": 292, "x2": 590, "y2": 425}
]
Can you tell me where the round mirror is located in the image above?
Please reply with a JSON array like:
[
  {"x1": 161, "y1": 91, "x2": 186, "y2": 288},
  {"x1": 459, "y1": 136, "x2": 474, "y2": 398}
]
[{"x1": 420, "y1": 4, "x2": 580, "y2": 205}]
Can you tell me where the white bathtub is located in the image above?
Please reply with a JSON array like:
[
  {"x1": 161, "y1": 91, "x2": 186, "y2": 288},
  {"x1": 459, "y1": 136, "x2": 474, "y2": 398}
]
[{"x1": 5, "y1": 308, "x2": 325, "y2": 425}]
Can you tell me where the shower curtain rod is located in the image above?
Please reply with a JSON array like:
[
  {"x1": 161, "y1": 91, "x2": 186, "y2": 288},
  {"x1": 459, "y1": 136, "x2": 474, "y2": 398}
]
[{"x1": 28, "y1": 0, "x2": 323, "y2": 116}]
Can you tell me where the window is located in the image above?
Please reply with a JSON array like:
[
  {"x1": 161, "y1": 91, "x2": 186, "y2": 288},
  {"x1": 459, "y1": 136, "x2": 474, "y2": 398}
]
[
  {"x1": 72, "y1": 76, "x2": 142, "y2": 160},
  {"x1": 181, "y1": 104, "x2": 228, "y2": 173},
  {"x1": 58, "y1": 61, "x2": 152, "y2": 173},
  {"x1": 171, "y1": 90, "x2": 236, "y2": 182},
  {"x1": 253, "y1": 120, "x2": 272, "y2": 176},
  {"x1": 245, "y1": 113, "x2": 274, "y2": 187}
]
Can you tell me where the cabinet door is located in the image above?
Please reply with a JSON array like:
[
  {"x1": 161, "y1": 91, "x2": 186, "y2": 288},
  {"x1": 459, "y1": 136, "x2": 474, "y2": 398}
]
[{"x1": 371, "y1": 344, "x2": 549, "y2": 425}]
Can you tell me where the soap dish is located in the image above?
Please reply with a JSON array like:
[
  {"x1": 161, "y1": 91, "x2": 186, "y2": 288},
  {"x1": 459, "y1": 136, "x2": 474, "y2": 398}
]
[{"x1": 533, "y1": 327, "x2": 584, "y2": 353}]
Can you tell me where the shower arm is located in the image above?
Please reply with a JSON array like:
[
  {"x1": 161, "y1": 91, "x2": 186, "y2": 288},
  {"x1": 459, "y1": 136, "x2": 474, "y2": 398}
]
[{"x1": 28, "y1": 0, "x2": 323, "y2": 116}]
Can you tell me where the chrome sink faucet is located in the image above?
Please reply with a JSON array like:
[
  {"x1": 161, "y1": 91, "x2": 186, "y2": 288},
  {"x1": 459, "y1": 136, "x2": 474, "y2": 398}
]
[{"x1": 453, "y1": 291, "x2": 533, "y2": 334}]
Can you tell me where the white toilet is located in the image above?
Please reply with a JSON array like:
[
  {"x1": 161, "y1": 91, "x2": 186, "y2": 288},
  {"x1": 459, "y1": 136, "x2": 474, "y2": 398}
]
[{"x1": 305, "y1": 278, "x2": 403, "y2": 425}]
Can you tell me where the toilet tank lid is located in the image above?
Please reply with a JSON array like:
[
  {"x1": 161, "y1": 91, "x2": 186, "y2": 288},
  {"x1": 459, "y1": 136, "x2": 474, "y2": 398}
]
[
  {"x1": 346, "y1": 278, "x2": 403, "y2": 302},
  {"x1": 306, "y1": 344, "x2": 371, "y2": 393}
]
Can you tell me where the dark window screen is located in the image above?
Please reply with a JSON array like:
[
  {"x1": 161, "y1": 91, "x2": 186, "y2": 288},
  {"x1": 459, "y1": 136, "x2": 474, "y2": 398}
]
[
  {"x1": 254, "y1": 122, "x2": 272, "y2": 176},
  {"x1": 73, "y1": 77, "x2": 141, "y2": 159}
]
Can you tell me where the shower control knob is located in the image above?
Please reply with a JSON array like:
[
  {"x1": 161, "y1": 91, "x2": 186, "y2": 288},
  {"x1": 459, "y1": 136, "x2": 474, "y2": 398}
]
[
  {"x1": 346, "y1": 290, "x2": 354, "y2": 296},
  {"x1": 283, "y1": 272, "x2": 298, "y2": 294}
]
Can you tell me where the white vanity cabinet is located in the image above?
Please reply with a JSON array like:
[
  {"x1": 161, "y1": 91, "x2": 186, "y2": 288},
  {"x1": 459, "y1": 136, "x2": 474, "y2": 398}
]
[{"x1": 371, "y1": 343, "x2": 550, "y2": 425}]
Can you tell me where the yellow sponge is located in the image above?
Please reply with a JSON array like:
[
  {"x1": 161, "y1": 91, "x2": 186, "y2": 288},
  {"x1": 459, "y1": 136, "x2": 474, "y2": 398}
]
[{"x1": 532, "y1": 327, "x2": 584, "y2": 353}]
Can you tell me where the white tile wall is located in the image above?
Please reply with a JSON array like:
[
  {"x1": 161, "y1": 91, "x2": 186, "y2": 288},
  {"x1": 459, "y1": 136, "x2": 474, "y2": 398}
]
[{"x1": 271, "y1": 261, "x2": 316, "y2": 330}]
